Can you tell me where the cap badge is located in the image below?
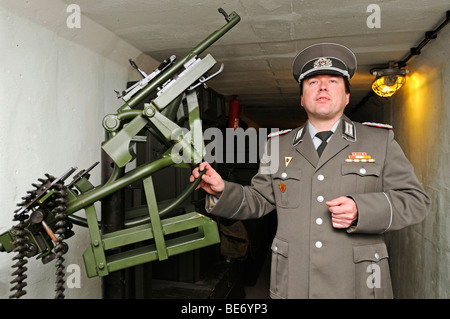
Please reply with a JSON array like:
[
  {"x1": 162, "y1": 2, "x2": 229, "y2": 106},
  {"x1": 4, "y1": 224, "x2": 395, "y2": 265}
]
[{"x1": 314, "y1": 57, "x2": 333, "y2": 68}]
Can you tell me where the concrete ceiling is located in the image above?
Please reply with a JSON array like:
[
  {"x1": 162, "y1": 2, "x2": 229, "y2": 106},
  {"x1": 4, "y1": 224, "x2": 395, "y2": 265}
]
[{"x1": 61, "y1": 0, "x2": 449, "y2": 129}]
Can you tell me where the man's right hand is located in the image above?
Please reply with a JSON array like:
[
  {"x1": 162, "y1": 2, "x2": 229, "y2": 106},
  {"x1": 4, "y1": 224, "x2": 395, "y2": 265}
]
[{"x1": 190, "y1": 162, "x2": 225, "y2": 198}]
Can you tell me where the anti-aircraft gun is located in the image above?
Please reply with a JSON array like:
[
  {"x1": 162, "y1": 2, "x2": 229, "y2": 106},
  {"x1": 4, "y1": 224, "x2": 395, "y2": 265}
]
[{"x1": 0, "y1": 8, "x2": 240, "y2": 299}]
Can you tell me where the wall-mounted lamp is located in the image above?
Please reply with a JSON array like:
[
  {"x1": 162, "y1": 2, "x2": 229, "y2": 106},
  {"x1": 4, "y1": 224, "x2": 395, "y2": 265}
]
[
  {"x1": 350, "y1": 11, "x2": 448, "y2": 114},
  {"x1": 370, "y1": 62, "x2": 409, "y2": 97}
]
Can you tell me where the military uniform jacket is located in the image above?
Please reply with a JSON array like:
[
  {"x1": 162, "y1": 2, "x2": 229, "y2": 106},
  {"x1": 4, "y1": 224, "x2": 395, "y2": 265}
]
[{"x1": 206, "y1": 115, "x2": 430, "y2": 299}]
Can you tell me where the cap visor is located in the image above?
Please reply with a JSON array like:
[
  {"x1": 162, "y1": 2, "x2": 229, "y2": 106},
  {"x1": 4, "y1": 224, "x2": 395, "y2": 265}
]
[{"x1": 301, "y1": 69, "x2": 348, "y2": 81}]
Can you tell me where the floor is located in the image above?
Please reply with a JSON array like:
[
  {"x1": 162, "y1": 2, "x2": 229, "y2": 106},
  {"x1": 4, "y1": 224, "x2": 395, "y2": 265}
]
[{"x1": 244, "y1": 250, "x2": 271, "y2": 299}]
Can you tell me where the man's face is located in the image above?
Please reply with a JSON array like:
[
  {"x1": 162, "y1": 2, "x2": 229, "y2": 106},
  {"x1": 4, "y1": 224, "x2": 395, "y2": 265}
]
[{"x1": 300, "y1": 75, "x2": 350, "y2": 122}]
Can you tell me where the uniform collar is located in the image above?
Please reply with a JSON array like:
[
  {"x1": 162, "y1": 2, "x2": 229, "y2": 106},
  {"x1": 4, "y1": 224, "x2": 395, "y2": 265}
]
[
  {"x1": 292, "y1": 115, "x2": 356, "y2": 170},
  {"x1": 292, "y1": 115, "x2": 356, "y2": 147}
]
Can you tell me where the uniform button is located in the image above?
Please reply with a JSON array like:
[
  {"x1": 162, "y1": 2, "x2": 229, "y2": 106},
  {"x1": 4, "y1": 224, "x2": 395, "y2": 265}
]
[
  {"x1": 281, "y1": 172, "x2": 287, "y2": 179},
  {"x1": 317, "y1": 174, "x2": 324, "y2": 181},
  {"x1": 374, "y1": 252, "x2": 380, "y2": 260},
  {"x1": 273, "y1": 245, "x2": 278, "y2": 252},
  {"x1": 360, "y1": 168, "x2": 367, "y2": 175},
  {"x1": 317, "y1": 195, "x2": 324, "y2": 202},
  {"x1": 315, "y1": 241, "x2": 323, "y2": 248},
  {"x1": 316, "y1": 218, "x2": 323, "y2": 225}
]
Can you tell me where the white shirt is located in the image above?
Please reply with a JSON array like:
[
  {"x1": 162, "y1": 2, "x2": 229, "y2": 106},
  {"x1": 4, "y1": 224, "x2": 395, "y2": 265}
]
[{"x1": 308, "y1": 119, "x2": 341, "y2": 150}]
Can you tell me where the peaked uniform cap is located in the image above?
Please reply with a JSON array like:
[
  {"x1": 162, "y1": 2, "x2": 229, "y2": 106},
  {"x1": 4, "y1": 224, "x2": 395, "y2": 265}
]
[{"x1": 292, "y1": 43, "x2": 357, "y2": 83}]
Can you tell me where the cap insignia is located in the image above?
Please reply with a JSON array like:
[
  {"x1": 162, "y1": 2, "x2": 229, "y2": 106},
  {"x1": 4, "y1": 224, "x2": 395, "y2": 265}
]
[{"x1": 314, "y1": 57, "x2": 333, "y2": 68}]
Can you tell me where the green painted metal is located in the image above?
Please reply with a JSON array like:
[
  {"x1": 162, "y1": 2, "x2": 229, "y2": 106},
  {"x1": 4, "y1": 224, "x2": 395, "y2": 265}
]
[
  {"x1": 152, "y1": 54, "x2": 216, "y2": 111},
  {"x1": 146, "y1": 105, "x2": 184, "y2": 141},
  {"x1": 0, "y1": 232, "x2": 15, "y2": 253},
  {"x1": 102, "y1": 223, "x2": 154, "y2": 250},
  {"x1": 162, "y1": 94, "x2": 183, "y2": 122},
  {"x1": 65, "y1": 155, "x2": 175, "y2": 215},
  {"x1": 143, "y1": 176, "x2": 168, "y2": 261},
  {"x1": 82, "y1": 209, "x2": 220, "y2": 278},
  {"x1": 99, "y1": 212, "x2": 220, "y2": 277},
  {"x1": 102, "y1": 115, "x2": 149, "y2": 167},
  {"x1": 83, "y1": 204, "x2": 109, "y2": 277},
  {"x1": 186, "y1": 90, "x2": 204, "y2": 164}
]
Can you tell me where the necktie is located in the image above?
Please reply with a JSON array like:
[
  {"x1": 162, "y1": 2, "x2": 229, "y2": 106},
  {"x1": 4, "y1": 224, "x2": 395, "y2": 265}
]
[{"x1": 315, "y1": 131, "x2": 333, "y2": 157}]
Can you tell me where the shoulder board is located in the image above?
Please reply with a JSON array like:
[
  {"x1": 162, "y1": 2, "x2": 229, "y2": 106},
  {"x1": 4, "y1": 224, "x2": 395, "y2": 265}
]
[
  {"x1": 362, "y1": 122, "x2": 393, "y2": 129},
  {"x1": 267, "y1": 129, "x2": 292, "y2": 138}
]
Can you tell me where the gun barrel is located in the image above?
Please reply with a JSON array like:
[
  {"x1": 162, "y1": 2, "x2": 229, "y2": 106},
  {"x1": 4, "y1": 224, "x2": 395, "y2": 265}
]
[{"x1": 117, "y1": 10, "x2": 240, "y2": 113}]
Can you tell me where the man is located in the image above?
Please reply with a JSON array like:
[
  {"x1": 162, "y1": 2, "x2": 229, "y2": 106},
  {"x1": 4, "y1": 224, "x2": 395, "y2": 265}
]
[{"x1": 190, "y1": 43, "x2": 430, "y2": 298}]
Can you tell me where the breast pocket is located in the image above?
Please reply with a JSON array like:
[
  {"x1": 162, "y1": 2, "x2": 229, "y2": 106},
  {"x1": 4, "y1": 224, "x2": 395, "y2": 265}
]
[
  {"x1": 272, "y1": 169, "x2": 301, "y2": 208},
  {"x1": 341, "y1": 163, "x2": 381, "y2": 194},
  {"x1": 353, "y1": 243, "x2": 393, "y2": 299}
]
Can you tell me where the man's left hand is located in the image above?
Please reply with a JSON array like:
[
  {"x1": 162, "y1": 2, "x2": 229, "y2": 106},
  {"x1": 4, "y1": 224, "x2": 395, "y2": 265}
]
[{"x1": 326, "y1": 196, "x2": 358, "y2": 229}]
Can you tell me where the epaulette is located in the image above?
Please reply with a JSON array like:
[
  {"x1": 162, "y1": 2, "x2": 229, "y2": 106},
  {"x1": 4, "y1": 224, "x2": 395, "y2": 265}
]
[
  {"x1": 268, "y1": 129, "x2": 292, "y2": 138},
  {"x1": 362, "y1": 122, "x2": 393, "y2": 129}
]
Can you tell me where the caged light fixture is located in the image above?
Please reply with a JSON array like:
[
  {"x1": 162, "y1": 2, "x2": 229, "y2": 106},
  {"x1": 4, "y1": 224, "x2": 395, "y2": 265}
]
[{"x1": 370, "y1": 62, "x2": 409, "y2": 98}]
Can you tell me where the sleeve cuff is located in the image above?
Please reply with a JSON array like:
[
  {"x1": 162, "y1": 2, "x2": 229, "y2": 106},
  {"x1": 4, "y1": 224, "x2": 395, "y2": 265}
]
[
  {"x1": 346, "y1": 192, "x2": 393, "y2": 234},
  {"x1": 204, "y1": 181, "x2": 245, "y2": 219}
]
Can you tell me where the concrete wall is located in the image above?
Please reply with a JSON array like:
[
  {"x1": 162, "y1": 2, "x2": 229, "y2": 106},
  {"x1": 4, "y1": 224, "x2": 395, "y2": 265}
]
[
  {"x1": 0, "y1": 1, "x2": 158, "y2": 299},
  {"x1": 351, "y1": 26, "x2": 449, "y2": 298}
]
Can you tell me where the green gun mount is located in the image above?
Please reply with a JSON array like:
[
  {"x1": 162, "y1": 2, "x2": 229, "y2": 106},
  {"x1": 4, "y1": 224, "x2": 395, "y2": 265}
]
[{"x1": 0, "y1": 8, "x2": 240, "y2": 298}]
